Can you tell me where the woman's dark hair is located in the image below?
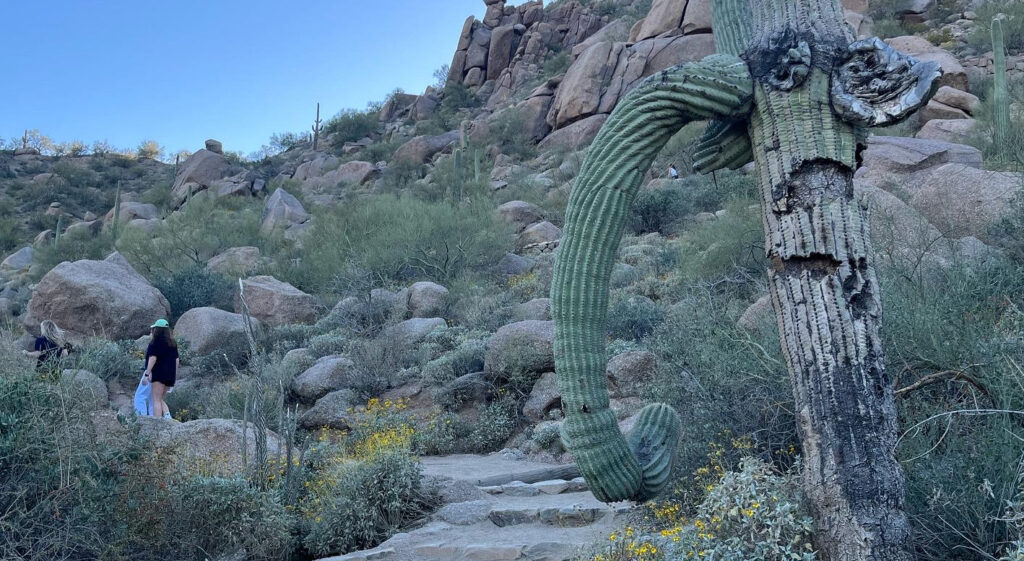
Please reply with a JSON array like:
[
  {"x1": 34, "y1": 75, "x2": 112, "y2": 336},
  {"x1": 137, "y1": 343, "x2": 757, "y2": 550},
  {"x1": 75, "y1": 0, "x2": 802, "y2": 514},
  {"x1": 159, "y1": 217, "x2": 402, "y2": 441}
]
[{"x1": 151, "y1": 326, "x2": 177, "y2": 349}]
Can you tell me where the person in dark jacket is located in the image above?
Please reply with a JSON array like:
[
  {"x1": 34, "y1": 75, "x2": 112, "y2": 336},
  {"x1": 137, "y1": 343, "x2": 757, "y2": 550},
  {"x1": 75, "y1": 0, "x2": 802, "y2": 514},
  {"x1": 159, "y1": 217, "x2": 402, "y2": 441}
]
[
  {"x1": 23, "y1": 320, "x2": 71, "y2": 370},
  {"x1": 144, "y1": 319, "x2": 179, "y2": 419}
]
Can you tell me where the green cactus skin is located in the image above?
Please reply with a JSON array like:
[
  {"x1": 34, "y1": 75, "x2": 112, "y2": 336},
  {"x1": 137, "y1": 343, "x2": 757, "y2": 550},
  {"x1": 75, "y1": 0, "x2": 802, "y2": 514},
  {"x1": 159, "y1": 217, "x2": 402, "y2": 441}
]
[
  {"x1": 994, "y1": 17, "x2": 1011, "y2": 148},
  {"x1": 552, "y1": 55, "x2": 753, "y2": 503},
  {"x1": 53, "y1": 214, "x2": 62, "y2": 251},
  {"x1": 453, "y1": 148, "x2": 464, "y2": 202},
  {"x1": 111, "y1": 183, "x2": 122, "y2": 239},
  {"x1": 694, "y1": 0, "x2": 754, "y2": 174},
  {"x1": 694, "y1": 119, "x2": 753, "y2": 172}
]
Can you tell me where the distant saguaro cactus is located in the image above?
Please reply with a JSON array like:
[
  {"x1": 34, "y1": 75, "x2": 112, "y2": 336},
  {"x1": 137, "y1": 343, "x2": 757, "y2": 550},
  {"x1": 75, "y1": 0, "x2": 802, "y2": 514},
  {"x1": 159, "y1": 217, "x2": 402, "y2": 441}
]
[
  {"x1": 312, "y1": 102, "x2": 323, "y2": 152},
  {"x1": 552, "y1": 0, "x2": 941, "y2": 558},
  {"x1": 993, "y1": 16, "x2": 1011, "y2": 148},
  {"x1": 111, "y1": 182, "x2": 122, "y2": 240},
  {"x1": 53, "y1": 214, "x2": 62, "y2": 251}
]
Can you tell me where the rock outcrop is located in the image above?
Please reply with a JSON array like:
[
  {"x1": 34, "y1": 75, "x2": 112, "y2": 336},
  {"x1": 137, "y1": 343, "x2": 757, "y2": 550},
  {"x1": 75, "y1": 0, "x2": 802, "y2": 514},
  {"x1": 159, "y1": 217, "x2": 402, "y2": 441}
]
[
  {"x1": 485, "y1": 320, "x2": 554, "y2": 377},
  {"x1": 236, "y1": 275, "x2": 316, "y2": 327},
  {"x1": 260, "y1": 188, "x2": 310, "y2": 234},
  {"x1": 170, "y1": 149, "x2": 233, "y2": 207},
  {"x1": 291, "y1": 355, "x2": 356, "y2": 403},
  {"x1": 24, "y1": 255, "x2": 170, "y2": 340},
  {"x1": 174, "y1": 307, "x2": 258, "y2": 362}
]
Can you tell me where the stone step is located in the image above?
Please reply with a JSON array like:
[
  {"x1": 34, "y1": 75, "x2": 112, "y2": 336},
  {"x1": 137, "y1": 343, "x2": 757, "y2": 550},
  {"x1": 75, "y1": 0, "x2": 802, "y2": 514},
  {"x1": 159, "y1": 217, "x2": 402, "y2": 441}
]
[
  {"x1": 435, "y1": 491, "x2": 626, "y2": 529},
  {"x1": 420, "y1": 455, "x2": 581, "y2": 488},
  {"x1": 480, "y1": 477, "x2": 588, "y2": 496},
  {"x1": 325, "y1": 521, "x2": 617, "y2": 561}
]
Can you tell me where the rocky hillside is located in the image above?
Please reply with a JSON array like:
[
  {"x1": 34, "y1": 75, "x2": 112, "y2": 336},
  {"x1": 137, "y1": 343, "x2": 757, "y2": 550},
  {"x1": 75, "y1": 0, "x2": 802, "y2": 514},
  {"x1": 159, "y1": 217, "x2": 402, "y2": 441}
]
[{"x1": 3, "y1": 0, "x2": 1024, "y2": 560}]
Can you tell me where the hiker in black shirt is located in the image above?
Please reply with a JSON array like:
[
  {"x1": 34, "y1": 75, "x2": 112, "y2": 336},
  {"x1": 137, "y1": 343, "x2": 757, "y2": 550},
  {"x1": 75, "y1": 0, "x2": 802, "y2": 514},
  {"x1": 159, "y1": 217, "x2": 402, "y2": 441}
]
[
  {"x1": 144, "y1": 319, "x2": 179, "y2": 418},
  {"x1": 23, "y1": 320, "x2": 70, "y2": 371}
]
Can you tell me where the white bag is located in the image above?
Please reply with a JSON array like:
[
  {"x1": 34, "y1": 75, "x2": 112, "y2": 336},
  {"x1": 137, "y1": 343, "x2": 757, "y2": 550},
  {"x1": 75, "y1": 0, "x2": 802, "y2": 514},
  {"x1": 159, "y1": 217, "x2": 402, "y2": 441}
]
[{"x1": 133, "y1": 370, "x2": 152, "y2": 416}]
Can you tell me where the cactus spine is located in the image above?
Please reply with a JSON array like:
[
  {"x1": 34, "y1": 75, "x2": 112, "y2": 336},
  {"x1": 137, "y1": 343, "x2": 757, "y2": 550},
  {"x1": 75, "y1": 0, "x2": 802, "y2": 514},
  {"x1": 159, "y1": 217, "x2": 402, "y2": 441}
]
[
  {"x1": 993, "y1": 16, "x2": 1011, "y2": 149},
  {"x1": 552, "y1": 55, "x2": 753, "y2": 502}
]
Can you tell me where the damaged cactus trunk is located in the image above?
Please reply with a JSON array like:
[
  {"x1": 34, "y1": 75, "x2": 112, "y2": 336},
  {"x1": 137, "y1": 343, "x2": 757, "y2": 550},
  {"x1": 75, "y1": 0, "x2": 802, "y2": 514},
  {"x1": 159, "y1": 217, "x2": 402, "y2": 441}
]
[
  {"x1": 553, "y1": 0, "x2": 940, "y2": 559},
  {"x1": 740, "y1": 0, "x2": 930, "y2": 558}
]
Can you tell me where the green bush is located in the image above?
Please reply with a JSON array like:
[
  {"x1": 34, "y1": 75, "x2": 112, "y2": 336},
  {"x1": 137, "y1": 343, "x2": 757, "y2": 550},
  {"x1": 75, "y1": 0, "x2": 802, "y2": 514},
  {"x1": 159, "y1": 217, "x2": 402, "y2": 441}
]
[
  {"x1": 653, "y1": 458, "x2": 816, "y2": 561},
  {"x1": 161, "y1": 476, "x2": 293, "y2": 561},
  {"x1": 629, "y1": 171, "x2": 754, "y2": 235},
  {"x1": 649, "y1": 290, "x2": 796, "y2": 490},
  {"x1": 325, "y1": 108, "x2": 380, "y2": 145},
  {"x1": 301, "y1": 449, "x2": 437, "y2": 557},
  {"x1": 116, "y1": 195, "x2": 266, "y2": 276},
  {"x1": 153, "y1": 264, "x2": 235, "y2": 322},
  {"x1": 293, "y1": 195, "x2": 512, "y2": 294},
  {"x1": 606, "y1": 292, "x2": 664, "y2": 341},
  {"x1": 486, "y1": 108, "x2": 538, "y2": 160},
  {"x1": 32, "y1": 231, "x2": 115, "y2": 278},
  {"x1": 969, "y1": 1, "x2": 1024, "y2": 52},
  {"x1": 881, "y1": 260, "x2": 1024, "y2": 559},
  {"x1": 466, "y1": 396, "x2": 519, "y2": 453},
  {"x1": 75, "y1": 339, "x2": 139, "y2": 382}
]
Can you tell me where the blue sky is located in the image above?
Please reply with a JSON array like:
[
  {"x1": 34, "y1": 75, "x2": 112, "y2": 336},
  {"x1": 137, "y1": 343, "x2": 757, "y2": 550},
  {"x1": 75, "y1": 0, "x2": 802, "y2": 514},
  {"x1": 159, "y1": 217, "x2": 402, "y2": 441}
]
[{"x1": 0, "y1": 1, "x2": 489, "y2": 156}]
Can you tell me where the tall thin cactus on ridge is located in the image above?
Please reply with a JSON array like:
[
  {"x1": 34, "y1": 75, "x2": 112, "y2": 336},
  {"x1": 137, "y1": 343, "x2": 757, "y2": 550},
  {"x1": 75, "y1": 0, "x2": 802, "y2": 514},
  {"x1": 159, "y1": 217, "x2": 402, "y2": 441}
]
[
  {"x1": 552, "y1": 0, "x2": 941, "y2": 558},
  {"x1": 993, "y1": 16, "x2": 1011, "y2": 149}
]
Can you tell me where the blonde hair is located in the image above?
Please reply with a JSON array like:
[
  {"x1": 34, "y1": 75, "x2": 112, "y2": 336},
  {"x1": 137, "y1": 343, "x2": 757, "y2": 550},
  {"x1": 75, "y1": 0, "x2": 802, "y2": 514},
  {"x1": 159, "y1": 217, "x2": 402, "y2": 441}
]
[{"x1": 40, "y1": 320, "x2": 67, "y2": 348}]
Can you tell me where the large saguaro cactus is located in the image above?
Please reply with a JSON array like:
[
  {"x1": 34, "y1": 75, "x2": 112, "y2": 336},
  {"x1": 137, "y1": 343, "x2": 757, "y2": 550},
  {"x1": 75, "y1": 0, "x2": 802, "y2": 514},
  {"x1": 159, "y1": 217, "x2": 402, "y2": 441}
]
[{"x1": 551, "y1": 0, "x2": 941, "y2": 559}]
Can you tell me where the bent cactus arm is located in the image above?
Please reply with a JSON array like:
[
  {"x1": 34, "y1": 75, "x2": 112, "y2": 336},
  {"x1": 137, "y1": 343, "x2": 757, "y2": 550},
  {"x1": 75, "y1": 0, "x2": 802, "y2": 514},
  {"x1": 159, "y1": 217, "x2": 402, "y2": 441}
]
[
  {"x1": 694, "y1": 119, "x2": 753, "y2": 172},
  {"x1": 552, "y1": 55, "x2": 754, "y2": 503}
]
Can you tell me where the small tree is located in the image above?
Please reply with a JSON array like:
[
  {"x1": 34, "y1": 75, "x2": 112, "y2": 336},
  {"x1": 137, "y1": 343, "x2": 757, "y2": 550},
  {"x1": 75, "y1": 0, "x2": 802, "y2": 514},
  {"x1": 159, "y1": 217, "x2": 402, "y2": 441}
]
[{"x1": 136, "y1": 139, "x2": 164, "y2": 160}]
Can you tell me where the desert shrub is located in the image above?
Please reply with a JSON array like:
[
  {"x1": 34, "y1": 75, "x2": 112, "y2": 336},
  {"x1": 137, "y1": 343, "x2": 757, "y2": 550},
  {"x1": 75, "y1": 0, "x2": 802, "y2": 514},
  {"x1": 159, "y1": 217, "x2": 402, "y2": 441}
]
[
  {"x1": 346, "y1": 337, "x2": 405, "y2": 400},
  {"x1": 75, "y1": 338, "x2": 140, "y2": 381},
  {"x1": 657, "y1": 458, "x2": 815, "y2": 560},
  {"x1": 448, "y1": 282, "x2": 515, "y2": 332},
  {"x1": 325, "y1": 108, "x2": 380, "y2": 145},
  {"x1": 153, "y1": 264, "x2": 235, "y2": 322},
  {"x1": 412, "y1": 409, "x2": 466, "y2": 455},
  {"x1": 542, "y1": 49, "x2": 571, "y2": 77},
  {"x1": 487, "y1": 108, "x2": 538, "y2": 160},
  {"x1": 295, "y1": 195, "x2": 511, "y2": 294},
  {"x1": 630, "y1": 171, "x2": 754, "y2": 235},
  {"x1": 300, "y1": 447, "x2": 436, "y2": 557},
  {"x1": 673, "y1": 195, "x2": 767, "y2": 283},
  {"x1": 306, "y1": 330, "x2": 349, "y2": 358},
  {"x1": 0, "y1": 359, "x2": 119, "y2": 559},
  {"x1": 880, "y1": 259, "x2": 1024, "y2": 559},
  {"x1": 435, "y1": 82, "x2": 481, "y2": 129},
  {"x1": 607, "y1": 292, "x2": 664, "y2": 341},
  {"x1": 992, "y1": 188, "x2": 1024, "y2": 262},
  {"x1": 32, "y1": 231, "x2": 115, "y2": 278},
  {"x1": 0, "y1": 214, "x2": 22, "y2": 254},
  {"x1": 649, "y1": 290, "x2": 795, "y2": 487},
  {"x1": 378, "y1": 157, "x2": 425, "y2": 191},
  {"x1": 421, "y1": 337, "x2": 486, "y2": 391},
  {"x1": 359, "y1": 139, "x2": 400, "y2": 163},
  {"x1": 426, "y1": 149, "x2": 492, "y2": 204},
  {"x1": 968, "y1": 1, "x2": 1024, "y2": 52},
  {"x1": 466, "y1": 395, "x2": 519, "y2": 452},
  {"x1": 160, "y1": 476, "x2": 293, "y2": 561},
  {"x1": 116, "y1": 195, "x2": 265, "y2": 276}
]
